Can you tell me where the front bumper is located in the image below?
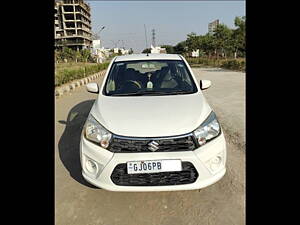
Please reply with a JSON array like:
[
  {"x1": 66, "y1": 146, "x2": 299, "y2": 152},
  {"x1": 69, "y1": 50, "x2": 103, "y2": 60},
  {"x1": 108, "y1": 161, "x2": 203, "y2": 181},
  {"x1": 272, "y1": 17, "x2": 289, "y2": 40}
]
[{"x1": 80, "y1": 132, "x2": 226, "y2": 192}]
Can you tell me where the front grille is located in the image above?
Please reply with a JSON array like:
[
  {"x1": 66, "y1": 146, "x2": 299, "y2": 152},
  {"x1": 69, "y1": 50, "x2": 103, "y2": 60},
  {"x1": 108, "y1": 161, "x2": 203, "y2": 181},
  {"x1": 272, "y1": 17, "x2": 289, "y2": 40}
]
[
  {"x1": 111, "y1": 162, "x2": 198, "y2": 186},
  {"x1": 108, "y1": 135, "x2": 197, "y2": 153}
]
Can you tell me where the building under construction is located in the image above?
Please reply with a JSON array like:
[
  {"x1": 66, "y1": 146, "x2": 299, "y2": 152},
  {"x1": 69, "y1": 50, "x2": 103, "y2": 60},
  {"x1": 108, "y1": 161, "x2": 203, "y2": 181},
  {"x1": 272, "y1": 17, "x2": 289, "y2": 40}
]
[{"x1": 55, "y1": 0, "x2": 92, "y2": 50}]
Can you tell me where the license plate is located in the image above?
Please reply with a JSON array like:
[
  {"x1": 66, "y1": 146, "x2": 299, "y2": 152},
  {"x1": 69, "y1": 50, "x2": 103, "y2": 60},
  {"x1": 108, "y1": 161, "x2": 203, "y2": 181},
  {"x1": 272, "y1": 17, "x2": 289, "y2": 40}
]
[{"x1": 127, "y1": 159, "x2": 182, "y2": 174}]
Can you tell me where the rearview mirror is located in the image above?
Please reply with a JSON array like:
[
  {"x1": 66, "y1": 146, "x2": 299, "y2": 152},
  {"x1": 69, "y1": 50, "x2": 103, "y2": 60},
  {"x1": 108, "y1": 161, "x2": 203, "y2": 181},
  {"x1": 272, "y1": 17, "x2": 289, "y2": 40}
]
[
  {"x1": 86, "y1": 83, "x2": 99, "y2": 94},
  {"x1": 200, "y1": 80, "x2": 211, "y2": 90}
]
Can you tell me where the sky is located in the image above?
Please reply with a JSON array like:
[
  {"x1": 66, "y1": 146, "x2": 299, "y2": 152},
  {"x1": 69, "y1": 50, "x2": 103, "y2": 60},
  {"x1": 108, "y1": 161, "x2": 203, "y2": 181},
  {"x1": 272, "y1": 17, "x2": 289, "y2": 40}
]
[{"x1": 88, "y1": 1, "x2": 245, "y2": 53}]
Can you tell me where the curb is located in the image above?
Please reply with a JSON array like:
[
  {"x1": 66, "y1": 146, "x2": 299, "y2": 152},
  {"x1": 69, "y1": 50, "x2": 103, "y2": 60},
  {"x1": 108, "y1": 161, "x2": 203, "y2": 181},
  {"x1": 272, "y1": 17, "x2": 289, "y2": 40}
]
[{"x1": 55, "y1": 70, "x2": 106, "y2": 97}]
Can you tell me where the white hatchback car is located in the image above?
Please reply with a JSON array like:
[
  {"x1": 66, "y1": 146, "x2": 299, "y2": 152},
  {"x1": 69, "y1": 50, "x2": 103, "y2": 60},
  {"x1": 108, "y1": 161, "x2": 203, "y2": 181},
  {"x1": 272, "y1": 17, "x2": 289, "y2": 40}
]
[{"x1": 80, "y1": 54, "x2": 226, "y2": 192}]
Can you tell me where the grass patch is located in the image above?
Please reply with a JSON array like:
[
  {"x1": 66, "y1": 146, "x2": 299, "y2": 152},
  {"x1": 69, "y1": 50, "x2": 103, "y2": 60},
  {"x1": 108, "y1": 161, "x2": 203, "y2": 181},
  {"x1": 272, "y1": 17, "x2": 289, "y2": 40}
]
[
  {"x1": 55, "y1": 62, "x2": 97, "y2": 72},
  {"x1": 55, "y1": 62, "x2": 109, "y2": 87},
  {"x1": 186, "y1": 57, "x2": 245, "y2": 71}
]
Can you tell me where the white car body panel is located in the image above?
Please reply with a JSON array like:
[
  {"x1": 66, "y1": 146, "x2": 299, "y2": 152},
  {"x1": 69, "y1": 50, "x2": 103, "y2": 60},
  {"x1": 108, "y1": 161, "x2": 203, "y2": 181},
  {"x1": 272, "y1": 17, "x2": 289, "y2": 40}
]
[
  {"x1": 114, "y1": 53, "x2": 182, "y2": 62},
  {"x1": 80, "y1": 54, "x2": 227, "y2": 191},
  {"x1": 90, "y1": 93, "x2": 211, "y2": 137},
  {"x1": 80, "y1": 132, "x2": 226, "y2": 192}
]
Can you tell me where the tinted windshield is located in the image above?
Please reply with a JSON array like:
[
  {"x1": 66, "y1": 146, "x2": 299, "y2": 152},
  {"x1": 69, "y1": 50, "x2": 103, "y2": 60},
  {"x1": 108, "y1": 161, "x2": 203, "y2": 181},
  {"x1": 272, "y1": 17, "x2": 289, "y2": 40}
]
[{"x1": 103, "y1": 60, "x2": 197, "y2": 96}]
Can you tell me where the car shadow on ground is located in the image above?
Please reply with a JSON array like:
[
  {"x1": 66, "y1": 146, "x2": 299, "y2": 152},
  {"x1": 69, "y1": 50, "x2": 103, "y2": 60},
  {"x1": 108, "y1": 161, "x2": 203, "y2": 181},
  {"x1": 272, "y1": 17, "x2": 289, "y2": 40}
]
[{"x1": 58, "y1": 99, "x2": 99, "y2": 189}]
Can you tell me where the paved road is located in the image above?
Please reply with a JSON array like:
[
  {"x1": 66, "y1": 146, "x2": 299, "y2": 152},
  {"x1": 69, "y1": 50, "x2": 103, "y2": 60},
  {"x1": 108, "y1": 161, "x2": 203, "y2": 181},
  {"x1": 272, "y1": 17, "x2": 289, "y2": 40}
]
[
  {"x1": 55, "y1": 68, "x2": 245, "y2": 225},
  {"x1": 194, "y1": 68, "x2": 245, "y2": 148}
]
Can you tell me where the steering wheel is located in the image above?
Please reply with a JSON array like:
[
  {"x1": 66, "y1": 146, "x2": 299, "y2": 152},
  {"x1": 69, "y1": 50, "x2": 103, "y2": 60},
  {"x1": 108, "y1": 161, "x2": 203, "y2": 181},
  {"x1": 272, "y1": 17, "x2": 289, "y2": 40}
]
[{"x1": 122, "y1": 80, "x2": 142, "y2": 91}]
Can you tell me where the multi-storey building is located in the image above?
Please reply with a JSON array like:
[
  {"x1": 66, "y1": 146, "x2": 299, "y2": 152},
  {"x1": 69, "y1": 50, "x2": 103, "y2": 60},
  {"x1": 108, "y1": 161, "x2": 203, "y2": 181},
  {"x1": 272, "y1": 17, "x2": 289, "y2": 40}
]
[
  {"x1": 208, "y1": 19, "x2": 219, "y2": 34},
  {"x1": 55, "y1": 0, "x2": 92, "y2": 50}
]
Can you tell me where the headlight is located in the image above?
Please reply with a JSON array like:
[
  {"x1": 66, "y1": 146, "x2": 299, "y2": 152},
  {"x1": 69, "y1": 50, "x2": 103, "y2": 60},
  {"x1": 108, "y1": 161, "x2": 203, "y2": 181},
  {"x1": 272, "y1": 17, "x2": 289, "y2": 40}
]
[
  {"x1": 193, "y1": 111, "x2": 221, "y2": 146},
  {"x1": 84, "y1": 114, "x2": 112, "y2": 148}
]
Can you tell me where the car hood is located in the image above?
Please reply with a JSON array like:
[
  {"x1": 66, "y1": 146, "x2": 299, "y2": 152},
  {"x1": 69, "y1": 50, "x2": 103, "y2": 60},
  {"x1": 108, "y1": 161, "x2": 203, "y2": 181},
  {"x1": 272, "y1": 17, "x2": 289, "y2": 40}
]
[{"x1": 90, "y1": 93, "x2": 212, "y2": 137}]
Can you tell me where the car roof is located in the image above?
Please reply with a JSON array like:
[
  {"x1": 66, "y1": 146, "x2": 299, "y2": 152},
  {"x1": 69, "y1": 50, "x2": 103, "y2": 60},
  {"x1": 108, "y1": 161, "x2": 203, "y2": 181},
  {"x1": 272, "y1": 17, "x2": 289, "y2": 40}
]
[{"x1": 114, "y1": 53, "x2": 182, "y2": 62}]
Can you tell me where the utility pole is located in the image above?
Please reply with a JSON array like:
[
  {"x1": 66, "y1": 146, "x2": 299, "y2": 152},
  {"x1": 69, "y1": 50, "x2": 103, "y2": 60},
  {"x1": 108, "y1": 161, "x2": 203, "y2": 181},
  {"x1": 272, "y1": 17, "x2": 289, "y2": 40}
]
[
  {"x1": 144, "y1": 24, "x2": 148, "y2": 50},
  {"x1": 151, "y1": 29, "x2": 156, "y2": 47}
]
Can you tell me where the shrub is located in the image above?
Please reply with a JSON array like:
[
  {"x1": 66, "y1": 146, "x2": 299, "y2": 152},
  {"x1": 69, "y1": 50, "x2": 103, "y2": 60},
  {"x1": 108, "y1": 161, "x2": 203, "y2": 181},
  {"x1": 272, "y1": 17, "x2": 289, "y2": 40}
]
[{"x1": 221, "y1": 59, "x2": 245, "y2": 71}]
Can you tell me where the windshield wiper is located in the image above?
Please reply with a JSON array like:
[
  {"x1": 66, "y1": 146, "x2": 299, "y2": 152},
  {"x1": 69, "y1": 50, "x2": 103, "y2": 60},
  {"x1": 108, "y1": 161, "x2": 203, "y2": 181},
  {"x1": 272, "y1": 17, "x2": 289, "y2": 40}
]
[
  {"x1": 112, "y1": 90, "x2": 194, "y2": 96},
  {"x1": 112, "y1": 91, "x2": 165, "y2": 96},
  {"x1": 165, "y1": 91, "x2": 194, "y2": 95}
]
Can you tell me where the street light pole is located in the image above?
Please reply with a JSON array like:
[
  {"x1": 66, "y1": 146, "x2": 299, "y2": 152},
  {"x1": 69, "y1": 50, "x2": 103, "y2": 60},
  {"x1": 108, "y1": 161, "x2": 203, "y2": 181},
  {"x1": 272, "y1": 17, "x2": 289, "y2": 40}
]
[
  {"x1": 97, "y1": 26, "x2": 105, "y2": 48},
  {"x1": 92, "y1": 26, "x2": 105, "y2": 63}
]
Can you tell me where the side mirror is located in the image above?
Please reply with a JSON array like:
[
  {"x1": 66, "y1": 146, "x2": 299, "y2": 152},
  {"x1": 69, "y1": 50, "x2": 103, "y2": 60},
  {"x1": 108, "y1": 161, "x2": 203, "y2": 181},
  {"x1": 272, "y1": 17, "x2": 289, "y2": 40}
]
[
  {"x1": 86, "y1": 83, "x2": 99, "y2": 94},
  {"x1": 200, "y1": 80, "x2": 211, "y2": 90}
]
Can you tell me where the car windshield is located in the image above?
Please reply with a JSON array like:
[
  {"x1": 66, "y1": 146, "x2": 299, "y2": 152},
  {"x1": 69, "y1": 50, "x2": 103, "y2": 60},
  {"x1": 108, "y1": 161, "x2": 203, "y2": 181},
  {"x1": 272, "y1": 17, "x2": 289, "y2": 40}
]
[{"x1": 103, "y1": 60, "x2": 198, "y2": 96}]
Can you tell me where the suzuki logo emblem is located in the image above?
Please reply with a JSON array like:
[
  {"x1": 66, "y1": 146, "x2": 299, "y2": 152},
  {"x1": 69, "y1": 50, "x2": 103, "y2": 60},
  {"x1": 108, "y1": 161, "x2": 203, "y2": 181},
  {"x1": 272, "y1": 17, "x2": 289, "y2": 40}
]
[{"x1": 148, "y1": 141, "x2": 159, "y2": 152}]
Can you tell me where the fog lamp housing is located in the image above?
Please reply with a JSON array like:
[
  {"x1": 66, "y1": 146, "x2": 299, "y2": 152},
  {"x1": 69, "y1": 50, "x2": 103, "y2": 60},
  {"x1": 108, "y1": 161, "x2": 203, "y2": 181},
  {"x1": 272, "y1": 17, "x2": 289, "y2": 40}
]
[
  {"x1": 205, "y1": 152, "x2": 224, "y2": 174},
  {"x1": 210, "y1": 156, "x2": 222, "y2": 171},
  {"x1": 86, "y1": 159, "x2": 98, "y2": 174}
]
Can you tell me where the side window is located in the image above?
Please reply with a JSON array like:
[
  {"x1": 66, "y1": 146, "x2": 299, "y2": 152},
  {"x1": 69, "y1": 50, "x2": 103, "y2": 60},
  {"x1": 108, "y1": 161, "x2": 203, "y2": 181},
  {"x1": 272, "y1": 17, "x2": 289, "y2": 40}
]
[
  {"x1": 106, "y1": 64, "x2": 117, "y2": 93},
  {"x1": 106, "y1": 79, "x2": 116, "y2": 92}
]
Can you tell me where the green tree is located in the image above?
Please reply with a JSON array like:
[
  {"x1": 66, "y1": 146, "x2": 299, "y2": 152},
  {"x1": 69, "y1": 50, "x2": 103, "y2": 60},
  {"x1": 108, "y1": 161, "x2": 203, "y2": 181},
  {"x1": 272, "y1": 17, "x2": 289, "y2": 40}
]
[
  {"x1": 161, "y1": 45, "x2": 175, "y2": 54},
  {"x1": 75, "y1": 50, "x2": 82, "y2": 63},
  {"x1": 199, "y1": 34, "x2": 217, "y2": 59},
  {"x1": 223, "y1": 29, "x2": 234, "y2": 58},
  {"x1": 173, "y1": 41, "x2": 187, "y2": 55},
  {"x1": 81, "y1": 49, "x2": 91, "y2": 62},
  {"x1": 160, "y1": 16, "x2": 246, "y2": 60},
  {"x1": 213, "y1": 24, "x2": 232, "y2": 59},
  {"x1": 60, "y1": 47, "x2": 75, "y2": 62},
  {"x1": 186, "y1": 32, "x2": 201, "y2": 52},
  {"x1": 232, "y1": 16, "x2": 246, "y2": 58},
  {"x1": 129, "y1": 48, "x2": 134, "y2": 54},
  {"x1": 142, "y1": 48, "x2": 151, "y2": 53}
]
